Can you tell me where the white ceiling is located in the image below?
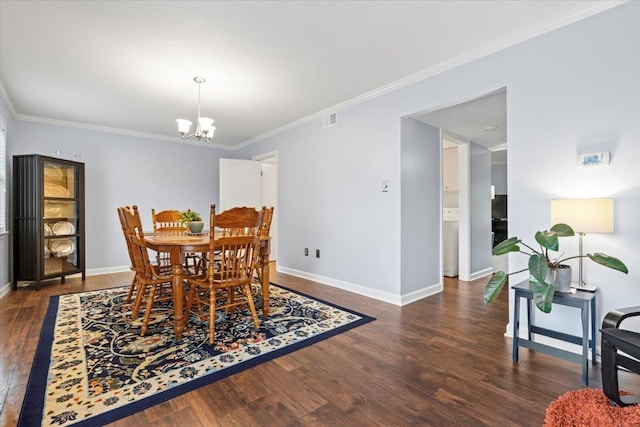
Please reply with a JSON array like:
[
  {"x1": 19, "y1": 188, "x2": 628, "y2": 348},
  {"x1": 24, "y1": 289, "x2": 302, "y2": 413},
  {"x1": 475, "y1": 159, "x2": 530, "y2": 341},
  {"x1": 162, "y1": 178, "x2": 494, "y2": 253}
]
[
  {"x1": 416, "y1": 89, "x2": 507, "y2": 164},
  {"x1": 0, "y1": 1, "x2": 620, "y2": 149},
  {"x1": 416, "y1": 89, "x2": 507, "y2": 149}
]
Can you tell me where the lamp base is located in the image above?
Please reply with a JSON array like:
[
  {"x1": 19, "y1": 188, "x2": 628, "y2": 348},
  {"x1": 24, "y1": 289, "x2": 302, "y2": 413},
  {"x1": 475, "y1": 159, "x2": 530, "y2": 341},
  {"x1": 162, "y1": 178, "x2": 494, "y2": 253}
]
[{"x1": 570, "y1": 282, "x2": 598, "y2": 292}]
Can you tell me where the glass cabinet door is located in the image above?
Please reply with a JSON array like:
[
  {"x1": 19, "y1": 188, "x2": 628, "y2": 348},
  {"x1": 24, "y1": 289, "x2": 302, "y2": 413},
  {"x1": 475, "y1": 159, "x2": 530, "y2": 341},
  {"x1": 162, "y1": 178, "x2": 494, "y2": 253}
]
[{"x1": 43, "y1": 161, "x2": 80, "y2": 276}]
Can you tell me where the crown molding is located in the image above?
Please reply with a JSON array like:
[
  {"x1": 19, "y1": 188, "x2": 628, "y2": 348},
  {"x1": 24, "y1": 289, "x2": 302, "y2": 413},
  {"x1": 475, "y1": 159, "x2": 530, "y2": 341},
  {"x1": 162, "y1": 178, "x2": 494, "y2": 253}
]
[
  {"x1": 14, "y1": 114, "x2": 235, "y2": 150},
  {"x1": 0, "y1": 82, "x2": 18, "y2": 118},
  {"x1": 237, "y1": 1, "x2": 626, "y2": 150}
]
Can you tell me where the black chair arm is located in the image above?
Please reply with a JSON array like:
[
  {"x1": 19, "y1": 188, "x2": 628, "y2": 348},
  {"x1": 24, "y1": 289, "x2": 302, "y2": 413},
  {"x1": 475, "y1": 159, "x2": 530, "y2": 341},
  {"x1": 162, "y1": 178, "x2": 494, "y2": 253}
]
[{"x1": 602, "y1": 306, "x2": 640, "y2": 329}]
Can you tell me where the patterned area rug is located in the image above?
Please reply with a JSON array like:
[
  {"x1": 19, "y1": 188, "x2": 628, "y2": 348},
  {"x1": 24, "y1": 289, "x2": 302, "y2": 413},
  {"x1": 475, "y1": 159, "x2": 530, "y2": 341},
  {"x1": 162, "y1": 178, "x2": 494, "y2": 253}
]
[
  {"x1": 18, "y1": 283, "x2": 374, "y2": 427},
  {"x1": 544, "y1": 388, "x2": 640, "y2": 427}
]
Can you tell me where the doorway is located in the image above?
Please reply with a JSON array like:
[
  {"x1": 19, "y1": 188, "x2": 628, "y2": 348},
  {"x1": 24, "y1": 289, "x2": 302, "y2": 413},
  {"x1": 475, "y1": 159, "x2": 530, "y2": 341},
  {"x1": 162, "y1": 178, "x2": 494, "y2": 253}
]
[
  {"x1": 218, "y1": 153, "x2": 278, "y2": 262},
  {"x1": 411, "y1": 88, "x2": 507, "y2": 282},
  {"x1": 257, "y1": 155, "x2": 278, "y2": 261}
]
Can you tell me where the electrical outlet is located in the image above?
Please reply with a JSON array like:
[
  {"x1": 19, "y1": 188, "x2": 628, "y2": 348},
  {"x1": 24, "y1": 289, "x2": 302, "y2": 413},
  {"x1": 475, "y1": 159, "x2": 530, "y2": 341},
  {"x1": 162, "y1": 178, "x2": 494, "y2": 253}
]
[
  {"x1": 316, "y1": 249, "x2": 320, "y2": 258},
  {"x1": 304, "y1": 248, "x2": 308, "y2": 256}
]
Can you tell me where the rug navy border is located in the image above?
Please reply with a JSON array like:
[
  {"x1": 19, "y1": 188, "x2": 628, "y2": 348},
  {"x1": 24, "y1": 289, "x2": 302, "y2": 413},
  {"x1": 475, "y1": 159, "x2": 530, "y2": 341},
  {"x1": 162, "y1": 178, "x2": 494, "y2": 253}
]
[{"x1": 18, "y1": 283, "x2": 375, "y2": 426}]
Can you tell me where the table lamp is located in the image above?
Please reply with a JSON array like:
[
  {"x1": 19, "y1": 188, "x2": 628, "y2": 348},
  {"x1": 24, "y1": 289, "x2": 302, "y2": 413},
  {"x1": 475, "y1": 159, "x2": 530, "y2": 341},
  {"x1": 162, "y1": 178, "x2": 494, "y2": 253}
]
[{"x1": 550, "y1": 198, "x2": 613, "y2": 292}]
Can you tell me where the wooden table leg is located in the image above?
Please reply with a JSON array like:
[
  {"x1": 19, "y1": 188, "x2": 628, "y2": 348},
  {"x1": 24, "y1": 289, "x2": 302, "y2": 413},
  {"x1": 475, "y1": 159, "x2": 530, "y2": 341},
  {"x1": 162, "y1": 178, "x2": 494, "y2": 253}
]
[{"x1": 171, "y1": 250, "x2": 185, "y2": 340}]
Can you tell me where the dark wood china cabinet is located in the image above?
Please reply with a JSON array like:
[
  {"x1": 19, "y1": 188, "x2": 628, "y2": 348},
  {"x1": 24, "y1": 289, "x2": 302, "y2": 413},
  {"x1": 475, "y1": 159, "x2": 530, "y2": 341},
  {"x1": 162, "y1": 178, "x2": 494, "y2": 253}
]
[{"x1": 13, "y1": 154, "x2": 85, "y2": 290}]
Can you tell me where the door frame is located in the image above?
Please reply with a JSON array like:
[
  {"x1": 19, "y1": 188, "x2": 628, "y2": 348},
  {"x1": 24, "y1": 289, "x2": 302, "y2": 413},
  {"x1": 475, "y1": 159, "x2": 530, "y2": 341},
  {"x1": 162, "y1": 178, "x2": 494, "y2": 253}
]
[{"x1": 252, "y1": 150, "x2": 278, "y2": 262}]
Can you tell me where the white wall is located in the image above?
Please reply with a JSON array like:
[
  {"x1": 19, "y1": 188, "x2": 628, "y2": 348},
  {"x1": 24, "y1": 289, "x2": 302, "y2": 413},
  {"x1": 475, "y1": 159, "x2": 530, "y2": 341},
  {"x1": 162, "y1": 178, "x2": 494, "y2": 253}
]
[
  {"x1": 239, "y1": 0, "x2": 640, "y2": 336},
  {"x1": 491, "y1": 163, "x2": 507, "y2": 195},
  {"x1": 0, "y1": 98, "x2": 13, "y2": 295},
  {"x1": 241, "y1": 99, "x2": 403, "y2": 303},
  {"x1": 469, "y1": 142, "x2": 492, "y2": 275},
  {"x1": 400, "y1": 118, "x2": 441, "y2": 299},
  {"x1": 505, "y1": 2, "x2": 640, "y2": 337},
  {"x1": 6, "y1": 120, "x2": 237, "y2": 274}
]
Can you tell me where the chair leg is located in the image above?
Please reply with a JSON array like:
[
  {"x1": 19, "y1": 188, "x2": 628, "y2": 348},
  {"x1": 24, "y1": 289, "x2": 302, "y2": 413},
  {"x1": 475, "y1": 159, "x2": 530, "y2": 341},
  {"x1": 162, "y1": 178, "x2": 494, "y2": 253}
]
[
  {"x1": 140, "y1": 286, "x2": 156, "y2": 337},
  {"x1": 185, "y1": 282, "x2": 195, "y2": 316},
  {"x1": 125, "y1": 274, "x2": 136, "y2": 304},
  {"x1": 244, "y1": 283, "x2": 260, "y2": 329},
  {"x1": 131, "y1": 281, "x2": 146, "y2": 321},
  {"x1": 601, "y1": 336, "x2": 622, "y2": 405},
  {"x1": 209, "y1": 286, "x2": 216, "y2": 344}
]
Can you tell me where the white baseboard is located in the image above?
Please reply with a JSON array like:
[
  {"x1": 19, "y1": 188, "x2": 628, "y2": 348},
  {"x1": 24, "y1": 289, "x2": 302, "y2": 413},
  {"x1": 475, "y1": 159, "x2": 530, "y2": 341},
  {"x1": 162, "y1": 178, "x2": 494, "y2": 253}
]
[
  {"x1": 1, "y1": 266, "x2": 131, "y2": 298},
  {"x1": 400, "y1": 283, "x2": 443, "y2": 306},
  {"x1": 0, "y1": 281, "x2": 10, "y2": 300},
  {"x1": 470, "y1": 267, "x2": 494, "y2": 281},
  {"x1": 86, "y1": 265, "x2": 131, "y2": 276},
  {"x1": 276, "y1": 266, "x2": 442, "y2": 306}
]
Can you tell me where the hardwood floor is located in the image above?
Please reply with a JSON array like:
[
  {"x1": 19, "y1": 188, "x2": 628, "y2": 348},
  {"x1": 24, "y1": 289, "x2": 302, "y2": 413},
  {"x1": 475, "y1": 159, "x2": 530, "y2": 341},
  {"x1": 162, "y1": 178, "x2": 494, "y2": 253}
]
[{"x1": 0, "y1": 267, "x2": 636, "y2": 426}]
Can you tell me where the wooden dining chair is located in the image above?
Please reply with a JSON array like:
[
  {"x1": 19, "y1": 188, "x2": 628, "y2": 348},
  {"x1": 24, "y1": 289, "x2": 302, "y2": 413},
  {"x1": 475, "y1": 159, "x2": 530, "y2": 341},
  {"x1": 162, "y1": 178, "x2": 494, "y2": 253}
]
[
  {"x1": 254, "y1": 206, "x2": 274, "y2": 286},
  {"x1": 123, "y1": 205, "x2": 174, "y2": 336},
  {"x1": 185, "y1": 204, "x2": 264, "y2": 344},
  {"x1": 151, "y1": 208, "x2": 202, "y2": 275},
  {"x1": 116, "y1": 206, "x2": 138, "y2": 304},
  {"x1": 151, "y1": 209, "x2": 186, "y2": 234}
]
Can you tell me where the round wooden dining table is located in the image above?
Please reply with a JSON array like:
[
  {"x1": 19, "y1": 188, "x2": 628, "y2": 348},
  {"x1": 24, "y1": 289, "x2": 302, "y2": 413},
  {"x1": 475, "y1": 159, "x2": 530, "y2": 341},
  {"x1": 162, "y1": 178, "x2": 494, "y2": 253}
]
[{"x1": 144, "y1": 233, "x2": 271, "y2": 340}]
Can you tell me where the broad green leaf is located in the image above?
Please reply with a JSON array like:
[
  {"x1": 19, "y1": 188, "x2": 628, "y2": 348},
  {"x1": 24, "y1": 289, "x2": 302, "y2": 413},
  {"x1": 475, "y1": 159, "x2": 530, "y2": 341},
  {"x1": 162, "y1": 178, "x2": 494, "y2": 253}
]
[
  {"x1": 550, "y1": 223, "x2": 575, "y2": 237},
  {"x1": 535, "y1": 230, "x2": 558, "y2": 251},
  {"x1": 484, "y1": 271, "x2": 507, "y2": 305},
  {"x1": 588, "y1": 253, "x2": 629, "y2": 274},
  {"x1": 533, "y1": 282, "x2": 555, "y2": 313},
  {"x1": 492, "y1": 237, "x2": 521, "y2": 256},
  {"x1": 528, "y1": 254, "x2": 548, "y2": 284}
]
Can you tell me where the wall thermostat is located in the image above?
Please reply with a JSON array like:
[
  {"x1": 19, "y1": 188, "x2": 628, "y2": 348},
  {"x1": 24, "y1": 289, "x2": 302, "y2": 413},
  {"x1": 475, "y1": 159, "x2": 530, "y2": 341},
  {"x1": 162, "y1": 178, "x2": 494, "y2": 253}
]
[{"x1": 578, "y1": 152, "x2": 610, "y2": 167}]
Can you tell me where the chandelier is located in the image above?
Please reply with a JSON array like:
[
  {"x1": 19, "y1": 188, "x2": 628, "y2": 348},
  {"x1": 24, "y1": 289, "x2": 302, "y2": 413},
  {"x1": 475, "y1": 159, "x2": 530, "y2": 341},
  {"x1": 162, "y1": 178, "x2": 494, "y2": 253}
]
[{"x1": 176, "y1": 77, "x2": 215, "y2": 143}]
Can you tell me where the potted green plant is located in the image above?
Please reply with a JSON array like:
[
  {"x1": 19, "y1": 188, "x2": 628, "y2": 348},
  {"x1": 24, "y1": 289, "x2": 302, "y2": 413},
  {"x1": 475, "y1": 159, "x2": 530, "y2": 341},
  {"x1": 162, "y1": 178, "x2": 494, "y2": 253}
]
[
  {"x1": 484, "y1": 223, "x2": 628, "y2": 313},
  {"x1": 179, "y1": 209, "x2": 204, "y2": 234}
]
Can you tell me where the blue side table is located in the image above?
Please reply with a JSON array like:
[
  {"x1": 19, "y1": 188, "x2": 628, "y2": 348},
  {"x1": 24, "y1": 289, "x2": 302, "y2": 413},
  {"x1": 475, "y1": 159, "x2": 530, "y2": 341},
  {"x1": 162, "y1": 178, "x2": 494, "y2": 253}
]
[{"x1": 511, "y1": 280, "x2": 598, "y2": 386}]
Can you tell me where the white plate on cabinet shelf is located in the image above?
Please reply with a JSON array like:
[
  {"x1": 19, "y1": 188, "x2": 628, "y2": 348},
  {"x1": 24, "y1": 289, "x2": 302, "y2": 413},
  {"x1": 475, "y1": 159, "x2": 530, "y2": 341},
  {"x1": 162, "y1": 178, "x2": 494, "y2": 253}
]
[
  {"x1": 52, "y1": 221, "x2": 75, "y2": 235},
  {"x1": 44, "y1": 183, "x2": 70, "y2": 198},
  {"x1": 44, "y1": 224, "x2": 52, "y2": 236},
  {"x1": 44, "y1": 167, "x2": 64, "y2": 181},
  {"x1": 45, "y1": 206, "x2": 62, "y2": 217},
  {"x1": 50, "y1": 239, "x2": 76, "y2": 257}
]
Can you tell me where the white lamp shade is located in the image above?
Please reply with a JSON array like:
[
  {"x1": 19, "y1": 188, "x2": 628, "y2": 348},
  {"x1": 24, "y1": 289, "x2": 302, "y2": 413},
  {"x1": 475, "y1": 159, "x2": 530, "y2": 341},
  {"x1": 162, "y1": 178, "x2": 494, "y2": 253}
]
[
  {"x1": 550, "y1": 198, "x2": 613, "y2": 233},
  {"x1": 198, "y1": 117, "x2": 215, "y2": 136},
  {"x1": 176, "y1": 119, "x2": 192, "y2": 134}
]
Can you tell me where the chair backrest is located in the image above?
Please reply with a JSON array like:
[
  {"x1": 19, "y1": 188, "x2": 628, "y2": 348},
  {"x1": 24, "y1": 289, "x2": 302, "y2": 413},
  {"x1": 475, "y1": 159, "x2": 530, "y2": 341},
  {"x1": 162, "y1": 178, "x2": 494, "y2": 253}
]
[
  {"x1": 124, "y1": 205, "x2": 155, "y2": 279},
  {"x1": 208, "y1": 204, "x2": 263, "y2": 283},
  {"x1": 259, "y1": 206, "x2": 274, "y2": 239},
  {"x1": 119, "y1": 205, "x2": 145, "y2": 239},
  {"x1": 212, "y1": 205, "x2": 263, "y2": 238},
  {"x1": 117, "y1": 206, "x2": 136, "y2": 268},
  {"x1": 151, "y1": 209, "x2": 187, "y2": 234},
  {"x1": 215, "y1": 234, "x2": 261, "y2": 283}
]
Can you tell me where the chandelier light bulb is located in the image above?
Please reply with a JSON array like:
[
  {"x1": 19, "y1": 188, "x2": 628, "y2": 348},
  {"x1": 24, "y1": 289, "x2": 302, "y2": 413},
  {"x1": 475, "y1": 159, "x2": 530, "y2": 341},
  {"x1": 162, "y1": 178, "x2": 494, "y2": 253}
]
[
  {"x1": 176, "y1": 119, "x2": 192, "y2": 135},
  {"x1": 198, "y1": 118, "x2": 215, "y2": 135}
]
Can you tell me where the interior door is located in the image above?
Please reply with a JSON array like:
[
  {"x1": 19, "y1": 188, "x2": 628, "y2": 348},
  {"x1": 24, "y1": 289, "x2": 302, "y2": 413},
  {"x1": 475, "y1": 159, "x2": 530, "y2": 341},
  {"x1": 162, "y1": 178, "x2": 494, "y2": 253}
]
[
  {"x1": 219, "y1": 157, "x2": 277, "y2": 261},
  {"x1": 219, "y1": 159, "x2": 261, "y2": 211}
]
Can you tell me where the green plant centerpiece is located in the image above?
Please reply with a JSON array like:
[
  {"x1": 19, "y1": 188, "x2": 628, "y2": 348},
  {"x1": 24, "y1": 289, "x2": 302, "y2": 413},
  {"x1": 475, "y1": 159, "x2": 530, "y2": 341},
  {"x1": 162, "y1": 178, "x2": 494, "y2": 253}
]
[
  {"x1": 179, "y1": 209, "x2": 204, "y2": 234},
  {"x1": 484, "y1": 223, "x2": 628, "y2": 313}
]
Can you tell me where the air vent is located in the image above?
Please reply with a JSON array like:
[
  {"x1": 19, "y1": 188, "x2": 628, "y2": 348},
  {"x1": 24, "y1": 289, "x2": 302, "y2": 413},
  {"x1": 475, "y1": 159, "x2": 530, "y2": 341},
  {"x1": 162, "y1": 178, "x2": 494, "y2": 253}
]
[{"x1": 322, "y1": 112, "x2": 337, "y2": 129}]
